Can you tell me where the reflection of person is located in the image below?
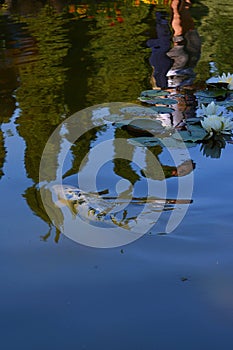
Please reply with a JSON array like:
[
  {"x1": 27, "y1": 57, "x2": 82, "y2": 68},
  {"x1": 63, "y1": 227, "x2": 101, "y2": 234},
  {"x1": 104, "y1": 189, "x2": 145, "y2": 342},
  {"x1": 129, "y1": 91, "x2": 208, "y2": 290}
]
[
  {"x1": 147, "y1": 11, "x2": 173, "y2": 89},
  {"x1": 148, "y1": 0, "x2": 201, "y2": 89},
  {"x1": 167, "y1": 0, "x2": 201, "y2": 88}
]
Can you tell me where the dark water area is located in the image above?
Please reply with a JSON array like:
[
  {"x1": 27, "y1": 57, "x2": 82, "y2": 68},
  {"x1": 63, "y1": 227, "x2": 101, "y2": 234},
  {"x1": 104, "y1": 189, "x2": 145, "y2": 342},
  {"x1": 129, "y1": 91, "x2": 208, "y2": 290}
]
[{"x1": 1, "y1": 1, "x2": 233, "y2": 349}]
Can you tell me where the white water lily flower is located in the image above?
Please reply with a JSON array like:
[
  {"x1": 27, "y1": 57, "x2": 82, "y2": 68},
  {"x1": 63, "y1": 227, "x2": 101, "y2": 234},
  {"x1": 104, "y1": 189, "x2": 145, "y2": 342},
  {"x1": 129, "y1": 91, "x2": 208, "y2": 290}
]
[
  {"x1": 201, "y1": 115, "x2": 233, "y2": 134},
  {"x1": 218, "y1": 72, "x2": 233, "y2": 90},
  {"x1": 196, "y1": 101, "x2": 225, "y2": 117},
  {"x1": 196, "y1": 101, "x2": 233, "y2": 119},
  {"x1": 206, "y1": 72, "x2": 233, "y2": 90}
]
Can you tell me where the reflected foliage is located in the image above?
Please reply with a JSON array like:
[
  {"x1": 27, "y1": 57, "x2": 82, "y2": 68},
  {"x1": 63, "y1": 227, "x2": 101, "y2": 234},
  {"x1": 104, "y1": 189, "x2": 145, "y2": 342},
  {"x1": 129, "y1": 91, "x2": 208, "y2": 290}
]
[
  {"x1": 62, "y1": 126, "x2": 105, "y2": 179},
  {"x1": 86, "y1": 1, "x2": 151, "y2": 104},
  {"x1": 63, "y1": 19, "x2": 91, "y2": 113},
  {"x1": 24, "y1": 185, "x2": 62, "y2": 243},
  {"x1": 12, "y1": 5, "x2": 71, "y2": 241},
  {"x1": 16, "y1": 5, "x2": 70, "y2": 182},
  {"x1": 196, "y1": 0, "x2": 233, "y2": 81},
  {"x1": 113, "y1": 127, "x2": 141, "y2": 185}
]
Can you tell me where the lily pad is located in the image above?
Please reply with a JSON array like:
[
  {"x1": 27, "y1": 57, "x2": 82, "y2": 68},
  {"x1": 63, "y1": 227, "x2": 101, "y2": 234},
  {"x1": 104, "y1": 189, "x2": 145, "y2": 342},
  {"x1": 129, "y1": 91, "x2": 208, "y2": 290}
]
[
  {"x1": 160, "y1": 137, "x2": 197, "y2": 149},
  {"x1": 206, "y1": 82, "x2": 229, "y2": 89},
  {"x1": 128, "y1": 135, "x2": 197, "y2": 149},
  {"x1": 206, "y1": 77, "x2": 229, "y2": 89},
  {"x1": 121, "y1": 124, "x2": 154, "y2": 137},
  {"x1": 173, "y1": 124, "x2": 207, "y2": 142},
  {"x1": 114, "y1": 120, "x2": 133, "y2": 128},
  {"x1": 216, "y1": 100, "x2": 233, "y2": 107},
  {"x1": 129, "y1": 118, "x2": 165, "y2": 134},
  {"x1": 137, "y1": 97, "x2": 159, "y2": 104},
  {"x1": 156, "y1": 98, "x2": 178, "y2": 105},
  {"x1": 195, "y1": 89, "x2": 228, "y2": 100},
  {"x1": 140, "y1": 90, "x2": 168, "y2": 97},
  {"x1": 138, "y1": 96, "x2": 178, "y2": 105}
]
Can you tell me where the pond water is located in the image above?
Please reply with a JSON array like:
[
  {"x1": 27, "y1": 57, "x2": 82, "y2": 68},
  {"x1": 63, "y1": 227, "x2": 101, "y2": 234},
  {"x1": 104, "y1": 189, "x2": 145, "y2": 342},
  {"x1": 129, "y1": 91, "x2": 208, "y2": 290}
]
[{"x1": 1, "y1": 1, "x2": 233, "y2": 349}]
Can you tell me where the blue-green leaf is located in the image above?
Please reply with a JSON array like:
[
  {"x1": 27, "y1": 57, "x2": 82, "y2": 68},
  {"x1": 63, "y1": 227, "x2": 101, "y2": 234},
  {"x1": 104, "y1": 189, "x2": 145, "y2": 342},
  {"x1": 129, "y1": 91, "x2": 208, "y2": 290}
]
[
  {"x1": 173, "y1": 124, "x2": 207, "y2": 142},
  {"x1": 140, "y1": 90, "x2": 168, "y2": 97}
]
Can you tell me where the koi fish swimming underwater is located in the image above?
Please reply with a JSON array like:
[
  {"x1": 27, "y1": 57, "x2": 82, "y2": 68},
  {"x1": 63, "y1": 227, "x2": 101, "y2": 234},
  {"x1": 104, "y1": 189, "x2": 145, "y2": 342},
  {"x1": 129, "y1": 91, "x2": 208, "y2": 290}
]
[{"x1": 51, "y1": 184, "x2": 192, "y2": 230}]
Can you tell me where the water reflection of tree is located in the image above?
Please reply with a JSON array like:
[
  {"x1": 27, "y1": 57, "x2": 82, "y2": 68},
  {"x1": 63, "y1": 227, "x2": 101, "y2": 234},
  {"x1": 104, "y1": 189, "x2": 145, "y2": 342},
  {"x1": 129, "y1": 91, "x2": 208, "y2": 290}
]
[
  {"x1": 86, "y1": 1, "x2": 151, "y2": 105},
  {"x1": 62, "y1": 126, "x2": 104, "y2": 180},
  {"x1": 15, "y1": 5, "x2": 70, "y2": 241},
  {"x1": 16, "y1": 5, "x2": 69, "y2": 182},
  {"x1": 0, "y1": 89, "x2": 16, "y2": 181},
  {"x1": 23, "y1": 184, "x2": 64, "y2": 242},
  {"x1": 113, "y1": 127, "x2": 141, "y2": 184},
  {"x1": 195, "y1": 0, "x2": 233, "y2": 81}
]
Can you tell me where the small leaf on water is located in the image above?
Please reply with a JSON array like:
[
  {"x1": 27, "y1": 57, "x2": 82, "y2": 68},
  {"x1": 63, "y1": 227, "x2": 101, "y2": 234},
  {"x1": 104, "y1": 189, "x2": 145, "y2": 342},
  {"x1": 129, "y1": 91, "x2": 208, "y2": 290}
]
[
  {"x1": 138, "y1": 97, "x2": 178, "y2": 105},
  {"x1": 128, "y1": 135, "x2": 197, "y2": 148},
  {"x1": 160, "y1": 137, "x2": 197, "y2": 148},
  {"x1": 150, "y1": 106, "x2": 174, "y2": 113},
  {"x1": 206, "y1": 82, "x2": 229, "y2": 89},
  {"x1": 114, "y1": 121, "x2": 132, "y2": 128},
  {"x1": 206, "y1": 77, "x2": 229, "y2": 90},
  {"x1": 138, "y1": 97, "x2": 159, "y2": 104},
  {"x1": 128, "y1": 118, "x2": 165, "y2": 133},
  {"x1": 173, "y1": 124, "x2": 207, "y2": 142},
  {"x1": 195, "y1": 89, "x2": 228, "y2": 99},
  {"x1": 140, "y1": 89, "x2": 168, "y2": 97},
  {"x1": 216, "y1": 100, "x2": 233, "y2": 107},
  {"x1": 122, "y1": 124, "x2": 154, "y2": 137}
]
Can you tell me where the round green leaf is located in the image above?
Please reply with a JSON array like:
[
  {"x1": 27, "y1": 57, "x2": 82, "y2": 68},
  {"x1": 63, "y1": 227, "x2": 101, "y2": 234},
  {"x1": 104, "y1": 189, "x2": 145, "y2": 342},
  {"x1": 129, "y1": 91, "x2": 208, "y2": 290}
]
[
  {"x1": 140, "y1": 90, "x2": 168, "y2": 97},
  {"x1": 138, "y1": 97, "x2": 178, "y2": 105},
  {"x1": 173, "y1": 124, "x2": 207, "y2": 142},
  {"x1": 129, "y1": 118, "x2": 165, "y2": 134},
  {"x1": 195, "y1": 89, "x2": 228, "y2": 99},
  {"x1": 150, "y1": 106, "x2": 174, "y2": 113}
]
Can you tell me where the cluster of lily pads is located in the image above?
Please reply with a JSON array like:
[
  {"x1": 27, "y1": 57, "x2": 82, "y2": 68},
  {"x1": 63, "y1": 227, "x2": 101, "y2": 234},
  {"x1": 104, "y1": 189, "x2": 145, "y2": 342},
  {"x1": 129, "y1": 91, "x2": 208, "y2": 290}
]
[{"x1": 137, "y1": 72, "x2": 233, "y2": 144}]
